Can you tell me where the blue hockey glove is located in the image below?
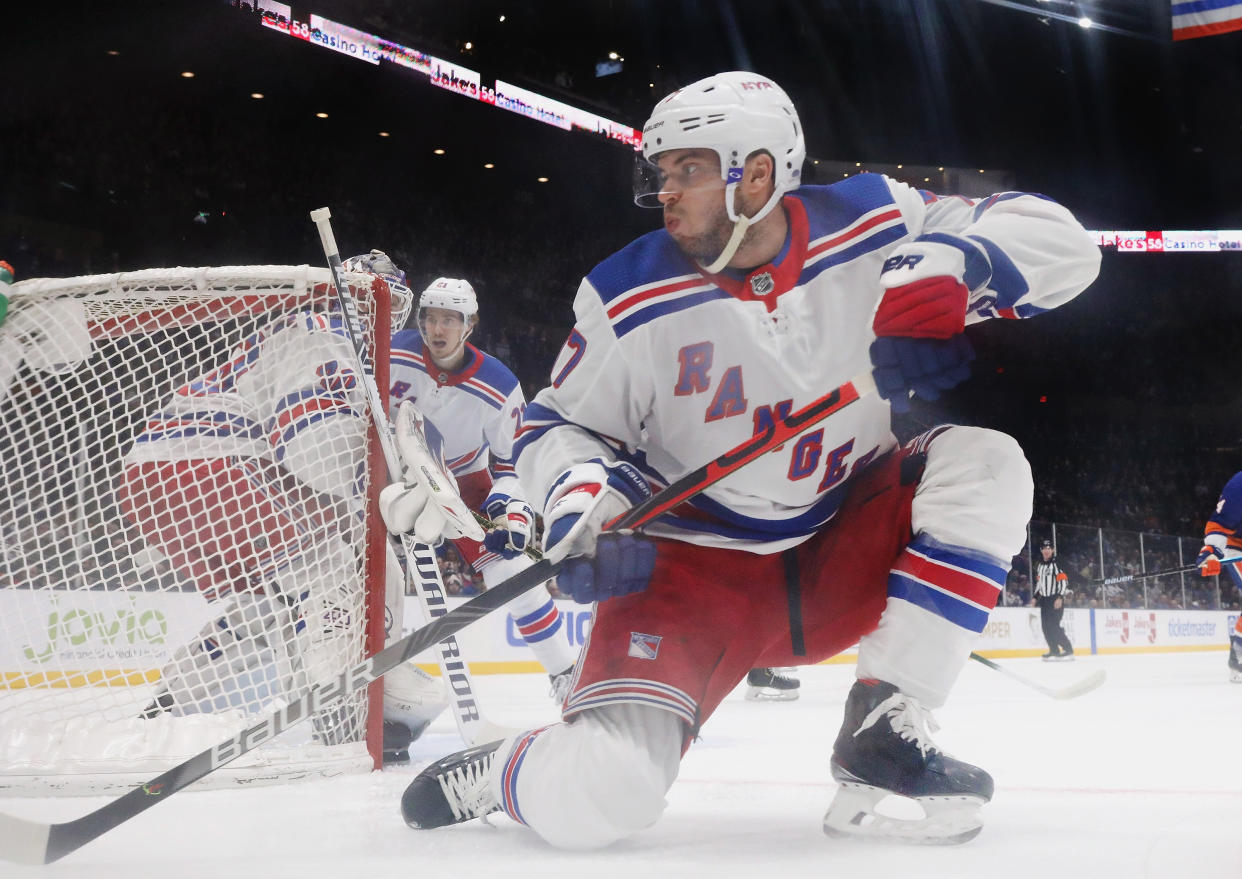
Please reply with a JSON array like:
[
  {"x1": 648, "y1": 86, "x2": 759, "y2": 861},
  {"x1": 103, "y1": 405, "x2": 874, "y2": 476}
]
[
  {"x1": 1196, "y1": 543, "x2": 1224, "y2": 577},
  {"x1": 482, "y1": 491, "x2": 535, "y2": 558},
  {"x1": 870, "y1": 238, "x2": 988, "y2": 413},
  {"x1": 543, "y1": 459, "x2": 656, "y2": 604},
  {"x1": 869, "y1": 335, "x2": 975, "y2": 413}
]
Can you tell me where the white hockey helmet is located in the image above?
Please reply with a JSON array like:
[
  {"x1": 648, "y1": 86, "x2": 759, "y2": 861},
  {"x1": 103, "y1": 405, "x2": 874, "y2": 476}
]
[
  {"x1": 417, "y1": 277, "x2": 478, "y2": 368},
  {"x1": 418, "y1": 277, "x2": 478, "y2": 323},
  {"x1": 636, "y1": 71, "x2": 805, "y2": 226},
  {"x1": 341, "y1": 249, "x2": 413, "y2": 331}
]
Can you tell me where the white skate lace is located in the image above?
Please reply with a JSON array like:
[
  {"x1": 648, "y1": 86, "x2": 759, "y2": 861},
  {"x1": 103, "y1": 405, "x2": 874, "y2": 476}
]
[
  {"x1": 436, "y1": 753, "x2": 498, "y2": 823},
  {"x1": 854, "y1": 693, "x2": 943, "y2": 758},
  {"x1": 549, "y1": 668, "x2": 574, "y2": 704}
]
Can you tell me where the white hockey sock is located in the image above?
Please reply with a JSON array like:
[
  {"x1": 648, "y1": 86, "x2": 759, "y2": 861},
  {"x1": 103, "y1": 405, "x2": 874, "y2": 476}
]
[{"x1": 504, "y1": 584, "x2": 578, "y2": 675}]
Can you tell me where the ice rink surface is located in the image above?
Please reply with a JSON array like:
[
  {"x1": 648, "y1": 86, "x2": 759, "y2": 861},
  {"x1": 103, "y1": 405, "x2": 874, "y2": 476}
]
[{"x1": 3, "y1": 651, "x2": 1239, "y2": 879}]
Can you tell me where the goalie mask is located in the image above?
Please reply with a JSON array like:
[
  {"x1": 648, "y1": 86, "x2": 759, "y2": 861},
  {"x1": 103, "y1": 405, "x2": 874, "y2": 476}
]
[
  {"x1": 633, "y1": 71, "x2": 805, "y2": 273},
  {"x1": 342, "y1": 249, "x2": 414, "y2": 332},
  {"x1": 417, "y1": 277, "x2": 478, "y2": 369}
]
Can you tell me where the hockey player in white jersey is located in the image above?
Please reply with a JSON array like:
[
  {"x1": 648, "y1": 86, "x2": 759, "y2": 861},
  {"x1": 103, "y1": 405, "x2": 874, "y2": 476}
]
[
  {"x1": 378, "y1": 275, "x2": 579, "y2": 695},
  {"x1": 396, "y1": 71, "x2": 1100, "y2": 846},
  {"x1": 118, "y1": 258, "x2": 449, "y2": 760}
]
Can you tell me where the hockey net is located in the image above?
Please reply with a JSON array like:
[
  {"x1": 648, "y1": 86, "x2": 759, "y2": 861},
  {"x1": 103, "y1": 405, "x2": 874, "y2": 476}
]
[{"x1": 0, "y1": 266, "x2": 394, "y2": 795}]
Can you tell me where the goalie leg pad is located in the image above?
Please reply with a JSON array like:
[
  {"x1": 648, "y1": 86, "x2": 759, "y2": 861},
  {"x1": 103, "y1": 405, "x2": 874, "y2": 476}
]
[{"x1": 383, "y1": 661, "x2": 448, "y2": 741}]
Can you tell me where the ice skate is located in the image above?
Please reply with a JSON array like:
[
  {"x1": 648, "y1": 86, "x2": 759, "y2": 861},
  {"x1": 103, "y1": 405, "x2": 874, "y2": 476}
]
[
  {"x1": 824, "y1": 679, "x2": 993, "y2": 845},
  {"x1": 1229, "y1": 638, "x2": 1242, "y2": 683},
  {"x1": 402, "y1": 739, "x2": 503, "y2": 829},
  {"x1": 1040, "y1": 651, "x2": 1057, "y2": 661},
  {"x1": 745, "y1": 667, "x2": 800, "y2": 702}
]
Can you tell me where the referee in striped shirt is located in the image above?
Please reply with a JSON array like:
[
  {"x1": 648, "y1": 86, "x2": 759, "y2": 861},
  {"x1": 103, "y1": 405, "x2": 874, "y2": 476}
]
[{"x1": 1033, "y1": 539, "x2": 1074, "y2": 659}]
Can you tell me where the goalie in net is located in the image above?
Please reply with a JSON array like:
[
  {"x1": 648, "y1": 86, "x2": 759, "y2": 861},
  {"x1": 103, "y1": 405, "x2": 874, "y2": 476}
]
[{"x1": 115, "y1": 263, "x2": 447, "y2": 753}]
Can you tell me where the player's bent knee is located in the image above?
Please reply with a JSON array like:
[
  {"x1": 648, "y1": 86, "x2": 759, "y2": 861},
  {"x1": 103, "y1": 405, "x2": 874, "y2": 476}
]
[
  {"x1": 913, "y1": 427, "x2": 1033, "y2": 560},
  {"x1": 524, "y1": 704, "x2": 682, "y2": 850}
]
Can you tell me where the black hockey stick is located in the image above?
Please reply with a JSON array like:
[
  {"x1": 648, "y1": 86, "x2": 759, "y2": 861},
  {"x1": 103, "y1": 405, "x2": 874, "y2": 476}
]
[
  {"x1": 968, "y1": 652, "x2": 1106, "y2": 700},
  {"x1": 0, "y1": 366, "x2": 876, "y2": 864},
  {"x1": 1090, "y1": 552, "x2": 1242, "y2": 587}
]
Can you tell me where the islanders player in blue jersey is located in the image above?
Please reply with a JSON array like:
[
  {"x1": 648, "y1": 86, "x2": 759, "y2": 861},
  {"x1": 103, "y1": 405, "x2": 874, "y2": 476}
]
[
  {"x1": 1195, "y1": 471, "x2": 1242, "y2": 681},
  {"x1": 393, "y1": 72, "x2": 1100, "y2": 845},
  {"x1": 378, "y1": 276, "x2": 579, "y2": 695}
]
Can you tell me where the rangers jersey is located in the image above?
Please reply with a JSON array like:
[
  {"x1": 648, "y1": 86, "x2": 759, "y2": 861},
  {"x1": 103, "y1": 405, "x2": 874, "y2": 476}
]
[
  {"x1": 388, "y1": 331, "x2": 526, "y2": 502},
  {"x1": 125, "y1": 312, "x2": 365, "y2": 477},
  {"x1": 516, "y1": 174, "x2": 1100, "y2": 553}
]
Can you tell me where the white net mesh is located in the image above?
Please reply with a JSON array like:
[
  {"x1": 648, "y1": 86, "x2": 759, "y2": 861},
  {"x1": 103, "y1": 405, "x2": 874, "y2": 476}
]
[{"x1": 0, "y1": 266, "x2": 387, "y2": 795}]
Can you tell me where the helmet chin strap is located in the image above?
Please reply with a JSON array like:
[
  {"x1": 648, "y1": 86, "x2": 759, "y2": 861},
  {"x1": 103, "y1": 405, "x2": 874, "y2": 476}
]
[{"x1": 698, "y1": 184, "x2": 784, "y2": 275}]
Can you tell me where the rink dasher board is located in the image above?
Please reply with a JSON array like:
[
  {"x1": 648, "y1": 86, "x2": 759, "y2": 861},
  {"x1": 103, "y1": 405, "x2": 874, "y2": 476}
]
[{"x1": 1, "y1": 590, "x2": 1233, "y2": 685}]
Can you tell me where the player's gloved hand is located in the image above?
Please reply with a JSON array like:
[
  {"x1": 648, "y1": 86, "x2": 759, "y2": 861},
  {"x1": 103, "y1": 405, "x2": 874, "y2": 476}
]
[
  {"x1": 380, "y1": 401, "x2": 485, "y2": 545},
  {"x1": 543, "y1": 459, "x2": 656, "y2": 603},
  {"x1": 1196, "y1": 543, "x2": 1224, "y2": 577},
  {"x1": 482, "y1": 491, "x2": 535, "y2": 558},
  {"x1": 870, "y1": 238, "x2": 988, "y2": 413}
]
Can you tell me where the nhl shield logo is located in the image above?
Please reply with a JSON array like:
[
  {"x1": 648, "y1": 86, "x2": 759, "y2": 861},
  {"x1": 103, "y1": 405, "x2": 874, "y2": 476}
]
[
  {"x1": 750, "y1": 272, "x2": 775, "y2": 296},
  {"x1": 628, "y1": 632, "x2": 663, "y2": 660}
]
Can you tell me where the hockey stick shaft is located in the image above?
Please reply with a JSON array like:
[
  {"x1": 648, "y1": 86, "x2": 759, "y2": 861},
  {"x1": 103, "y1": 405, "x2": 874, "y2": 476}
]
[
  {"x1": 1, "y1": 360, "x2": 875, "y2": 864},
  {"x1": 1092, "y1": 553, "x2": 1242, "y2": 586},
  {"x1": 310, "y1": 206, "x2": 506, "y2": 747},
  {"x1": 969, "y1": 652, "x2": 1106, "y2": 700}
]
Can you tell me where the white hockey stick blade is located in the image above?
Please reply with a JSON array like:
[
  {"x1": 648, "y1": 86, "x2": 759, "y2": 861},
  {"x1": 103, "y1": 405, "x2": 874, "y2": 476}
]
[
  {"x1": 1049, "y1": 667, "x2": 1107, "y2": 700},
  {"x1": 0, "y1": 812, "x2": 50, "y2": 866},
  {"x1": 969, "y1": 652, "x2": 1106, "y2": 700}
]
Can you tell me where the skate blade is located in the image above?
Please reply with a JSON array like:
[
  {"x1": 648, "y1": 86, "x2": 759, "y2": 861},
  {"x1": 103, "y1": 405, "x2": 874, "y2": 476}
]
[
  {"x1": 745, "y1": 687, "x2": 799, "y2": 702},
  {"x1": 823, "y1": 782, "x2": 985, "y2": 845},
  {"x1": 1230, "y1": 669, "x2": 1242, "y2": 684}
]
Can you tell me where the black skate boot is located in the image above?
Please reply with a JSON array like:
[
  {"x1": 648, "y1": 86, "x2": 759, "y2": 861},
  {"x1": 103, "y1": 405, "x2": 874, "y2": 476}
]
[
  {"x1": 383, "y1": 719, "x2": 430, "y2": 765},
  {"x1": 1229, "y1": 637, "x2": 1242, "y2": 683},
  {"x1": 745, "y1": 667, "x2": 800, "y2": 702},
  {"x1": 824, "y1": 679, "x2": 993, "y2": 845},
  {"x1": 402, "y1": 739, "x2": 504, "y2": 829}
]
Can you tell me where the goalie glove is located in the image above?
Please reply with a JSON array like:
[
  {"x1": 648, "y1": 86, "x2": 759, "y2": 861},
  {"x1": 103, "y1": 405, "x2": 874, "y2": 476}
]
[
  {"x1": 481, "y1": 491, "x2": 535, "y2": 558},
  {"x1": 870, "y1": 238, "x2": 986, "y2": 413},
  {"x1": 542, "y1": 459, "x2": 656, "y2": 604},
  {"x1": 379, "y1": 401, "x2": 484, "y2": 545}
]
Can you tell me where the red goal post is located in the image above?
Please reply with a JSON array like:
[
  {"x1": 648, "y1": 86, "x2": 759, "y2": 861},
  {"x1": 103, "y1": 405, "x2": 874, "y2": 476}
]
[{"x1": 0, "y1": 265, "x2": 397, "y2": 795}]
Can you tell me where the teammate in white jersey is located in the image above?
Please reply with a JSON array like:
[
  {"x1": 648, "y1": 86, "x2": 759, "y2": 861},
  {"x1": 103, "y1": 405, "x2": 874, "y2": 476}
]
[
  {"x1": 396, "y1": 72, "x2": 1100, "y2": 846},
  {"x1": 118, "y1": 259, "x2": 448, "y2": 760},
  {"x1": 379, "y1": 276, "x2": 579, "y2": 693}
]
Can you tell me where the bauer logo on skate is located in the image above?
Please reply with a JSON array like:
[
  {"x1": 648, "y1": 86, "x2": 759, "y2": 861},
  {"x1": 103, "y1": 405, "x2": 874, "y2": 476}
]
[{"x1": 628, "y1": 632, "x2": 663, "y2": 660}]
